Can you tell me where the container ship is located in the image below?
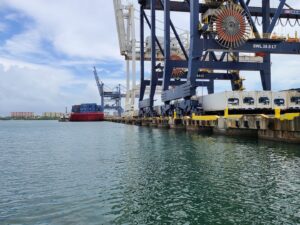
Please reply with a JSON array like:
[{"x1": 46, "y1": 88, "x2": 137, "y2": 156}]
[{"x1": 69, "y1": 103, "x2": 104, "y2": 122}]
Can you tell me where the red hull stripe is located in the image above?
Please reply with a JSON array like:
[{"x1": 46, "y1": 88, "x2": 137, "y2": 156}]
[{"x1": 69, "y1": 113, "x2": 104, "y2": 121}]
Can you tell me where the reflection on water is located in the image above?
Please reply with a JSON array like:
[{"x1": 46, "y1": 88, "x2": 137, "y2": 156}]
[{"x1": 0, "y1": 121, "x2": 299, "y2": 224}]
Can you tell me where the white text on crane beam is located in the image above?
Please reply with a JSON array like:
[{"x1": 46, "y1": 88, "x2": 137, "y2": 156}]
[{"x1": 253, "y1": 44, "x2": 277, "y2": 49}]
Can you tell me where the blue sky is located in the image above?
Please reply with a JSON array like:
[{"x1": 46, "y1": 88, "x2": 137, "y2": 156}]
[{"x1": 0, "y1": 0, "x2": 299, "y2": 116}]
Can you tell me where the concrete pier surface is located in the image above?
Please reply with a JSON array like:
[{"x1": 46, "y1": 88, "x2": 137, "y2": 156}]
[{"x1": 105, "y1": 113, "x2": 300, "y2": 144}]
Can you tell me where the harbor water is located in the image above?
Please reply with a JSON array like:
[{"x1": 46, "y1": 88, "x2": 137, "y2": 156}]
[{"x1": 0, "y1": 121, "x2": 299, "y2": 224}]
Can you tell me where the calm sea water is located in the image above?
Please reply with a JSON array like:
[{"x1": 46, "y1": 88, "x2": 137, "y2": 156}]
[{"x1": 0, "y1": 121, "x2": 299, "y2": 225}]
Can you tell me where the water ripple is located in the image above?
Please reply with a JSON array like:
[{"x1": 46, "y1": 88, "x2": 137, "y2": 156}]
[{"x1": 0, "y1": 121, "x2": 299, "y2": 224}]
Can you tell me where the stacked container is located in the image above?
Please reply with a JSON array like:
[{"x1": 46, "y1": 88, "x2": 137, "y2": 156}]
[
  {"x1": 71, "y1": 105, "x2": 81, "y2": 113},
  {"x1": 71, "y1": 104, "x2": 103, "y2": 113},
  {"x1": 80, "y1": 103, "x2": 98, "y2": 113}
]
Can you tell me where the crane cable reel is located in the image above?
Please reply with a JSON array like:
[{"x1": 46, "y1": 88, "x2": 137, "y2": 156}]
[{"x1": 210, "y1": 1, "x2": 252, "y2": 49}]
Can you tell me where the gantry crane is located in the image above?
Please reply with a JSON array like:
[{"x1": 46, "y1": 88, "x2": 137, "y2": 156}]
[
  {"x1": 113, "y1": 0, "x2": 137, "y2": 114},
  {"x1": 93, "y1": 67, "x2": 125, "y2": 117},
  {"x1": 113, "y1": 0, "x2": 263, "y2": 116},
  {"x1": 137, "y1": 0, "x2": 300, "y2": 116}
]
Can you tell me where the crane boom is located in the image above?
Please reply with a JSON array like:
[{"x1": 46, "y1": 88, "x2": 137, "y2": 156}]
[
  {"x1": 113, "y1": 0, "x2": 127, "y2": 55},
  {"x1": 113, "y1": 0, "x2": 137, "y2": 114},
  {"x1": 93, "y1": 67, "x2": 104, "y2": 109}
]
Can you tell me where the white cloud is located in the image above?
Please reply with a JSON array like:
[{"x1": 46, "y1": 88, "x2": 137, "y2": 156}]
[
  {"x1": 1, "y1": 29, "x2": 44, "y2": 57},
  {"x1": 0, "y1": 57, "x2": 127, "y2": 116},
  {"x1": 2, "y1": 0, "x2": 121, "y2": 60},
  {"x1": 271, "y1": 55, "x2": 300, "y2": 90},
  {"x1": 0, "y1": 58, "x2": 98, "y2": 115}
]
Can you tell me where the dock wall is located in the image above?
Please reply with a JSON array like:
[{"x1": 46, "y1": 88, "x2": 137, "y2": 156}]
[{"x1": 106, "y1": 114, "x2": 300, "y2": 144}]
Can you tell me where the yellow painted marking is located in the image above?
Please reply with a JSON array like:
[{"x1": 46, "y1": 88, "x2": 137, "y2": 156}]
[
  {"x1": 280, "y1": 113, "x2": 300, "y2": 121},
  {"x1": 192, "y1": 113, "x2": 219, "y2": 121},
  {"x1": 223, "y1": 107, "x2": 242, "y2": 119},
  {"x1": 275, "y1": 108, "x2": 281, "y2": 119},
  {"x1": 224, "y1": 115, "x2": 243, "y2": 120},
  {"x1": 224, "y1": 107, "x2": 229, "y2": 118}
]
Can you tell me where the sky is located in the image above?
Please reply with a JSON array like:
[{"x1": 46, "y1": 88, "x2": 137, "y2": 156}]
[
  {"x1": 0, "y1": 0, "x2": 299, "y2": 116},
  {"x1": 0, "y1": 0, "x2": 125, "y2": 116}
]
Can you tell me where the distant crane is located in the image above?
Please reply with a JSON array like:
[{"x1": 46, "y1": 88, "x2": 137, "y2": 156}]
[{"x1": 93, "y1": 67, "x2": 125, "y2": 117}]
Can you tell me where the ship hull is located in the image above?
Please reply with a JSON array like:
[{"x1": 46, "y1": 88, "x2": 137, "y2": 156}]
[{"x1": 69, "y1": 112, "x2": 104, "y2": 122}]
